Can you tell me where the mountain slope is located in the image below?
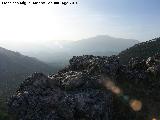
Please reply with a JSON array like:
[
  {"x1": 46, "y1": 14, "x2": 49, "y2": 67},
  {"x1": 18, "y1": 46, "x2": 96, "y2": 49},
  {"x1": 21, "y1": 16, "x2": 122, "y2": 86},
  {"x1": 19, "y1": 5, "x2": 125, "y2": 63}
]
[
  {"x1": 118, "y1": 37, "x2": 160, "y2": 64},
  {"x1": 0, "y1": 47, "x2": 56, "y2": 98}
]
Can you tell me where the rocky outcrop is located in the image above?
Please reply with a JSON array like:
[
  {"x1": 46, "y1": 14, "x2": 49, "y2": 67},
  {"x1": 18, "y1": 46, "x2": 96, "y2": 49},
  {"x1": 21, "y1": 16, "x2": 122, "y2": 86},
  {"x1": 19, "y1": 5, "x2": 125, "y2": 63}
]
[
  {"x1": 8, "y1": 55, "x2": 120, "y2": 120},
  {"x1": 8, "y1": 54, "x2": 160, "y2": 120}
]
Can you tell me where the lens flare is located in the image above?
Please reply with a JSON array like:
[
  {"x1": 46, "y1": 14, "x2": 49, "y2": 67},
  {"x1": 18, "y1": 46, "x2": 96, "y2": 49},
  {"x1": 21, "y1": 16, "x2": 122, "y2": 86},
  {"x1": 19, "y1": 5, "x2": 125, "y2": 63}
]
[
  {"x1": 129, "y1": 99, "x2": 142, "y2": 111},
  {"x1": 152, "y1": 118, "x2": 157, "y2": 120},
  {"x1": 104, "y1": 80, "x2": 122, "y2": 95},
  {"x1": 104, "y1": 80, "x2": 115, "y2": 90},
  {"x1": 111, "y1": 86, "x2": 122, "y2": 95},
  {"x1": 102, "y1": 77, "x2": 142, "y2": 112}
]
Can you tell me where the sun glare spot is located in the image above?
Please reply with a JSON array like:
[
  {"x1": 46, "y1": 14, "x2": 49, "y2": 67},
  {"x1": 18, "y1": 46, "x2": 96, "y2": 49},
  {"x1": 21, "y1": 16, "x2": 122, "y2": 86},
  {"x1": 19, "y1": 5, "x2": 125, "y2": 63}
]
[
  {"x1": 129, "y1": 99, "x2": 142, "y2": 112},
  {"x1": 152, "y1": 118, "x2": 157, "y2": 120},
  {"x1": 111, "y1": 86, "x2": 122, "y2": 95},
  {"x1": 104, "y1": 80, "x2": 122, "y2": 95}
]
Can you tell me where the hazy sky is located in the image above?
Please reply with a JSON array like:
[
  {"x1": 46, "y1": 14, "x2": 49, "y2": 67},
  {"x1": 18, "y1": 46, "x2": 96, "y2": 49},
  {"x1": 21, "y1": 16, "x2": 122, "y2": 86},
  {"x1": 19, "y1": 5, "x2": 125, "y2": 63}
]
[{"x1": 0, "y1": 0, "x2": 160, "y2": 47}]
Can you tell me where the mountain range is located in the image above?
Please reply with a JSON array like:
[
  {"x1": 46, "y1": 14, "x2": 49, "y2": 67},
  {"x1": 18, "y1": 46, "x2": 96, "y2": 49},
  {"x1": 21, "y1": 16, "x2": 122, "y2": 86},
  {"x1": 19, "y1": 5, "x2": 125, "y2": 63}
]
[{"x1": 7, "y1": 35, "x2": 139, "y2": 67}]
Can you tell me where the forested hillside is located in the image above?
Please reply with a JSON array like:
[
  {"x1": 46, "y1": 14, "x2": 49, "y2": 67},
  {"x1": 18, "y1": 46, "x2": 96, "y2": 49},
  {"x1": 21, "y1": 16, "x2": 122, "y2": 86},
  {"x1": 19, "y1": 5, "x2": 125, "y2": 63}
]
[
  {"x1": 0, "y1": 47, "x2": 57, "y2": 98},
  {"x1": 119, "y1": 37, "x2": 160, "y2": 64}
]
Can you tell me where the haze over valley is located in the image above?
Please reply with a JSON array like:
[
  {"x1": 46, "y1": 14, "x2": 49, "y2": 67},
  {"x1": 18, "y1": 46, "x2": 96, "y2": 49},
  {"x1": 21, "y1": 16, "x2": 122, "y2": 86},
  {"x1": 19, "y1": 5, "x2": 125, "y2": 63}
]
[{"x1": 1, "y1": 35, "x2": 139, "y2": 68}]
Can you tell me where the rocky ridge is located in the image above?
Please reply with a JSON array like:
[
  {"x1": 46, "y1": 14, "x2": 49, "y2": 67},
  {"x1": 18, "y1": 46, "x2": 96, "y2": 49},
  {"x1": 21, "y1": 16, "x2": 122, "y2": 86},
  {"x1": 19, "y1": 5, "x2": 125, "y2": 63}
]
[{"x1": 8, "y1": 54, "x2": 160, "y2": 120}]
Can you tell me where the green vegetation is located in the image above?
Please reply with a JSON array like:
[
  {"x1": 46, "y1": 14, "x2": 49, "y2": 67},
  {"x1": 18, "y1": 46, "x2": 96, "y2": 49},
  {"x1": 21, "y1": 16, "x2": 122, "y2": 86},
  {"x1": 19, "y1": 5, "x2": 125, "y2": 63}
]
[
  {"x1": 119, "y1": 37, "x2": 160, "y2": 64},
  {"x1": 0, "y1": 99, "x2": 10, "y2": 120}
]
